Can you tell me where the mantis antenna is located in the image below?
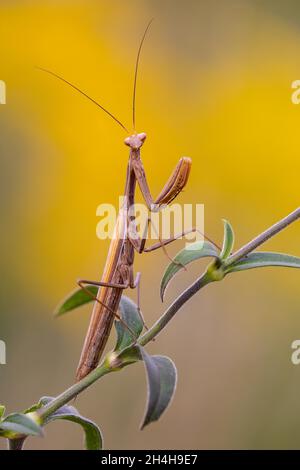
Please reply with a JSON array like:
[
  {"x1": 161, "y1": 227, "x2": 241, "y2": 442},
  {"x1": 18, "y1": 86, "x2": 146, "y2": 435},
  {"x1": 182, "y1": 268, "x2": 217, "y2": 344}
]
[
  {"x1": 132, "y1": 18, "x2": 154, "y2": 131},
  {"x1": 37, "y1": 67, "x2": 129, "y2": 133}
]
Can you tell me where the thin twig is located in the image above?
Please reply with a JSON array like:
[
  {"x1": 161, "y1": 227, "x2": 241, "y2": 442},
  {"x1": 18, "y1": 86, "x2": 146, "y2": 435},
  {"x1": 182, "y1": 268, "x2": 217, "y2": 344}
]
[
  {"x1": 139, "y1": 272, "x2": 212, "y2": 345},
  {"x1": 8, "y1": 437, "x2": 26, "y2": 450},
  {"x1": 226, "y1": 207, "x2": 300, "y2": 266},
  {"x1": 37, "y1": 207, "x2": 300, "y2": 422},
  {"x1": 38, "y1": 363, "x2": 109, "y2": 421}
]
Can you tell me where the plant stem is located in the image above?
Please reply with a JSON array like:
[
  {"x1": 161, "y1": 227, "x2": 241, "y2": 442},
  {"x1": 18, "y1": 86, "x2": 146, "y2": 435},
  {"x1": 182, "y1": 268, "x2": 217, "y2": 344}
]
[
  {"x1": 37, "y1": 207, "x2": 300, "y2": 422},
  {"x1": 8, "y1": 437, "x2": 26, "y2": 450},
  {"x1": 38, "y1": 362, "x2": 109, "y2": 421},
  {"x1": 226, "y1": 207, "x2": 300, "y2": 266},
  {"x1": 139, "y1": 272, "x2": 212, "y2": 346}
]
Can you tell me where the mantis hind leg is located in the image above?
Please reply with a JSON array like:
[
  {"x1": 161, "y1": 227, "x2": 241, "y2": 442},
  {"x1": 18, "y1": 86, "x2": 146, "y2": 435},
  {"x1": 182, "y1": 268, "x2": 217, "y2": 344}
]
[
  {"x1": 129, "y1": 214, "x2": 183, "y2": 268},
  {"x1": 77, "y1": 279, "x2": 137, "y2": 341},
  {"x1": 130, "y1": 271, "x2": 149, "y2": 331},
  {"x1": 144, "y1": 227, "x2": 221, "y2": 252}
]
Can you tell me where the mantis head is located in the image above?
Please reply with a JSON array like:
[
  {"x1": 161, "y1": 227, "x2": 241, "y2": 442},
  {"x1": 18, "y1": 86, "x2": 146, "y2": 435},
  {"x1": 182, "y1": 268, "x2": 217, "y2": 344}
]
[{"x1": 124, "y1": 132, "x2": 147, "y2": 150}]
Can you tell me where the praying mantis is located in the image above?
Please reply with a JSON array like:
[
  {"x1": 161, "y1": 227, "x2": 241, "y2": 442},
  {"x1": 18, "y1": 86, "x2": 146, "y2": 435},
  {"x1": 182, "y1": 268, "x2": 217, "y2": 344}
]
[{"x1": 39, "y1": 21, "x2": 204, "y2": 381}]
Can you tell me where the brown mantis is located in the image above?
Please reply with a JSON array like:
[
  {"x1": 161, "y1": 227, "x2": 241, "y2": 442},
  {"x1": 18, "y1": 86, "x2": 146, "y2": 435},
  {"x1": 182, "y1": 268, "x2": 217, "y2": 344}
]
[{"x1": 39, "y1": 21, "x2": 208, "y2": 381}]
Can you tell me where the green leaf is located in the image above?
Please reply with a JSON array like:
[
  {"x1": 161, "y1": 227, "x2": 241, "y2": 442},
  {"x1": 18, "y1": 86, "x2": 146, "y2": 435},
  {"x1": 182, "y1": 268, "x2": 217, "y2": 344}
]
[
  {"x1": 160, "y1": 241, "x2": 219, "y2": 301},
  {"x1": 220, "y1": 219, "x2": 234, "y2": 259},
  {"x1": 24, "y1": 403, "x2": 41, "y2": 414},
  {"x1": 0, "y1": 405, "x2": 5, "y2": 419},
  {"x1": 227, "y1": 252, "x2": 300, "y2": 274},
  {"x1": 114, "y1": 296, "x2": 143, "y2": 351},
  {"x1": 0, "y1": 413, "x2": 43, "y2": 438},
  {"x1": 54, "y1": 285, "x2": 98, "y2": 316},
  {"x1": 138, "y1": 347, "x2": 177, "y2": 429},
  {"x1": 39, "y1": 397, "x2": 103, "y2": 450}
]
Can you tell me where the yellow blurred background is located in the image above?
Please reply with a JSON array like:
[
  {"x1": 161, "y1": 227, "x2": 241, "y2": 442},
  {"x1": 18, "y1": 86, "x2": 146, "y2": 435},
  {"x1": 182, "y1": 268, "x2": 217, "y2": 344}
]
[{"x1": 1, "y1": 0, "x2": 300, "y2": 449}]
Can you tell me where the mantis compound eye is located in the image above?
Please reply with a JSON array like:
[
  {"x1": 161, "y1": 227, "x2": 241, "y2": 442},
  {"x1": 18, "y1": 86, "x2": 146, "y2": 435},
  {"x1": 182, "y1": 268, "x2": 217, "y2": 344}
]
[{"x1": 138, "y1": 132, "x2": 147, "y2": 142}]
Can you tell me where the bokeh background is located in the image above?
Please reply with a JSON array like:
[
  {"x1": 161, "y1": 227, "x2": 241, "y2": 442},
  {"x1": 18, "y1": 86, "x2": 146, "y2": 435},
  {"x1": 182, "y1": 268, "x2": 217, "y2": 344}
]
[{"x1": 1, "y1": 0, "x2": 300, "y2": 450}]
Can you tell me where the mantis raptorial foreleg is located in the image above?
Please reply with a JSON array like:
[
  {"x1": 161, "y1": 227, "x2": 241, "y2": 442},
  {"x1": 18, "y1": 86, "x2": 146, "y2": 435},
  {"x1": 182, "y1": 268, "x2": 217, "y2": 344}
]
[
  {"x1": 132, "y1": 154, "x2": 221, "y2": 252},
  {"x1": 132, "y1": 156, "x2": 192, "y2": 212},
  {"x1": 131, "y1": 155, "x2": 201, "y2": 265}
]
